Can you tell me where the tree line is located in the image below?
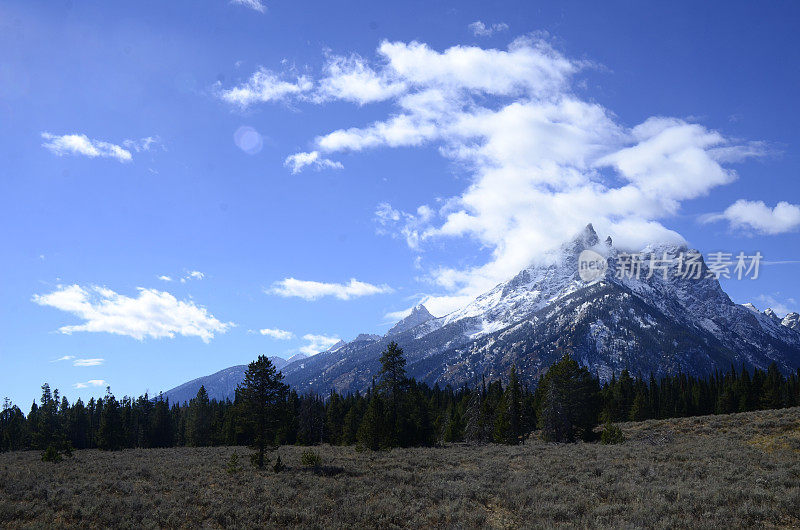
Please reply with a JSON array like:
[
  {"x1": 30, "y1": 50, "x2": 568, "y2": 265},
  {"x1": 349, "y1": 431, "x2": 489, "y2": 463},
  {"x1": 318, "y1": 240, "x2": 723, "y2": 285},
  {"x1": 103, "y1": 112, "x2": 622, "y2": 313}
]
[{"x1": 2, "y1": 342, "x2": 799, "y2": 461}]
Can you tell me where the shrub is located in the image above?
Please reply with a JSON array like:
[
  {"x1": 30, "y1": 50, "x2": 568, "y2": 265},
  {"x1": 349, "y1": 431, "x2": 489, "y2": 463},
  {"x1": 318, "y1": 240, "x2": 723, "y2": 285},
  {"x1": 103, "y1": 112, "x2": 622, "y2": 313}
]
[
  {"x1": 41, "y1": 445, "x2": 63, "y2": 463},
  {"x1": 226, "y1": 452, "x2": 240, "y2": 474},
  {"x1": 250, "y1": 451, "x2": 270, "y2": 469},
  {"x1": 300, "y1": 450, "x2": 322, "y2": 468},
  {"x1": 41, "y1": 443, "x2": 72, "y2": 463},
  {"x1": 601, "y1": 422, "x2": 625, "y2": 445}
]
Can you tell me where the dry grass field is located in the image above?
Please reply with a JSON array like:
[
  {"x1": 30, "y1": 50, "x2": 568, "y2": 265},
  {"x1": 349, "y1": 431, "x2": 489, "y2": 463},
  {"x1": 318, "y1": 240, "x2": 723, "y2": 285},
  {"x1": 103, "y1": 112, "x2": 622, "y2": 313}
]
[{"x1": 1, "y1": 407, "x2": 799, "y2": 528}]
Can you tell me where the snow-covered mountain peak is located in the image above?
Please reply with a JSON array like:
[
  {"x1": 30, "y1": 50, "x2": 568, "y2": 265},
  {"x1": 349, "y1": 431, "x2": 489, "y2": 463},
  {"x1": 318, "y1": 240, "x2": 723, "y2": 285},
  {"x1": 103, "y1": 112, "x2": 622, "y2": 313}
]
[
  {"x1": 324, "y1": 340, "x2": 347, "y2": 353},
  {"x1": 353, "y1": 333, "x2": 381, "y2": 343},
  {"x1": 783, "y1": 312, "x2": 800, "y2": 330},
  {"x1": 386, "y1": 304, "x2": 435, "y2": 336},
  {"x1": 764, "y1": 308, "x2": 782, "y2": 322}
]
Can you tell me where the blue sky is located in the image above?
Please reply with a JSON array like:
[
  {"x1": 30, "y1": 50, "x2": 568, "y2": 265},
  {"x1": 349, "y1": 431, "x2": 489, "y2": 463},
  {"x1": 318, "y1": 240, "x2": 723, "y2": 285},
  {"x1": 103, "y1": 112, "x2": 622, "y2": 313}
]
[{"x1": 2, "y1": 0, "x2": 799, "y2": 407}]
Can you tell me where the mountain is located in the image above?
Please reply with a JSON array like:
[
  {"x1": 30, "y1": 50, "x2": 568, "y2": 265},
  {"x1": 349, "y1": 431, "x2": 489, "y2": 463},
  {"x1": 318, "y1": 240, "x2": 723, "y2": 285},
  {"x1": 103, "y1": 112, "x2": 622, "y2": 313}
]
[
  {"x1": 270, "y1": 356, "x2": 289, "y2": 371},
  {"x1": 386, "y1": 305, "x2": 434, "y2": 336},
  {"x1": 280, "y1": 224, "x2": 800, "y2": 394},
  {"x1": 158, "y1": 224, "x2": 800, "y2": 399},
  {"x1": 161, "y1": 364, "x2": 248, "y2": 405},
  {"x1": 162, "y1": 354, "x2": 289, "y2": 403}
]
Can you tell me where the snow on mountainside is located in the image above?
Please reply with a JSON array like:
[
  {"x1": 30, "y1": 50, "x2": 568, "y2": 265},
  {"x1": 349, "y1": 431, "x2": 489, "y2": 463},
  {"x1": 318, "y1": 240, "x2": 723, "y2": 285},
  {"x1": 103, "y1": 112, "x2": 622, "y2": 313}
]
[
  {"x1": 281, "y1": 224, "x2": 800, "y2": 394},
  {"x1": 158, "y1": 224, "x2": 800, "y2": 399},
  {"x1": 784, "y1": 312, "x2": 800, "y2": 330},
  {"x1": 386, "y1": 305, "x2": 435, "y2": 336}
]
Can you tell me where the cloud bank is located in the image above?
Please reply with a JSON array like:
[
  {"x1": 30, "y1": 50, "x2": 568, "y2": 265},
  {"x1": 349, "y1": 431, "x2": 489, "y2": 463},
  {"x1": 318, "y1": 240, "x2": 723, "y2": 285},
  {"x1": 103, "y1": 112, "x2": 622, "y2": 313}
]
[
  {"x1": 226, "y1": 36, "x2": 765, "y2": 315},
  {"x1": 33, "y1": 285, "x2": 232, "y2": 343}
]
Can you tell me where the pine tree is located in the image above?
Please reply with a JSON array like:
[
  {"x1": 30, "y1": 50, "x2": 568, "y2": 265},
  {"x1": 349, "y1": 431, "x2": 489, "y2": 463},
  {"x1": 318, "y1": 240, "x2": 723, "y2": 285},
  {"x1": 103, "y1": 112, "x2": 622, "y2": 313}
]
[
  {"x1": 187, "y1": 386, "x2": 212, "y2": 446},
  {"x1": 537, "y1": 355, "x2": 600, "y2": 442},
  {"x1": 236, "y1": 355, "x2": 288, "y2": 468},
  {"x1": 97, "y1": 388, "x2": 122, "y2": 450}
]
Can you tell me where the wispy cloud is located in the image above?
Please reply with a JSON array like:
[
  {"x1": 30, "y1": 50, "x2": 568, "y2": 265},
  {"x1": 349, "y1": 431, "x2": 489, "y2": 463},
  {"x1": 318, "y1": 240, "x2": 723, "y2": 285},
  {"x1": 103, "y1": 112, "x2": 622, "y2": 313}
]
[
  {"x1": 74, "y1": 379, "x2": 107, "y2": 389},
  {"x1": 216, "y1": 67, "x2": 312, "y2": 108},
  {"x1": 756, "y1": 294, "x2": 797, "y2": 317},
  {"x1": 468, "y1": 21, "x2": 509, "y2": 37},
  {"x1": 284, "y1": 151, "x2": 343, "y2": 174},
  {"x1": 41, "y1": 133, "x2": 160, "y2": 162},
  {"x1": 230, "y1": 0, "x2": 265, "y2": 13},
  {"x1": 702, "y1": 200, "x2": 800, "y2": 235},
  {"x1": 41, "y1": 132, "x2": 132, "y2": 162},
  {"x1": 51, "y1": 355, "x2": 105, "y2": 367},
  {"x1": 259, "y1": 328, "x2": 295, "y2": 340},
  {"x1": 33, "y1": 284, "x2": 232, "y2": 343},
  {"x1": 51, "y1": 355, "x2": 75, "y2": 363},
  {"x1": 185, "y1": 270, "x2": 205, "y2": 280},
  {"x1": 72, "y1": 358, "x2": 104, "y2": 367},
  {"x1": 300, "y1": 334, "x2": 340, "y2": 355},
  {"x1": 158, "y1": 275, "x2": 173, "y2": 282},
  {"x1": 269, "y1": 278, "x2": 393, "y2": 301}
]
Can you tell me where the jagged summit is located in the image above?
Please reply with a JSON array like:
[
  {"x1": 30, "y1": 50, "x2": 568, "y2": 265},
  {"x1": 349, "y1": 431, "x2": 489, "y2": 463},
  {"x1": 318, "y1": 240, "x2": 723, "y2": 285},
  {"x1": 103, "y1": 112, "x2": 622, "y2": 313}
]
[
  {"x1": 325, "y1": 340, "x2": 346, "y2": 353},
  {"x1": 386, "y1": 304, "x2": 435, "y2": 336},
  {"x1": 784, "y1": 312, "x2": 800, "y2": 330},
  {"x1": 353, "y1": 333, "x2": 381, "y2": 343},
  {"x1": 764, "y1": 308, "x2": 781, "y2": 322},
  {"x1": 159, "y1": 223, "x2": 800, "y2": 400}
]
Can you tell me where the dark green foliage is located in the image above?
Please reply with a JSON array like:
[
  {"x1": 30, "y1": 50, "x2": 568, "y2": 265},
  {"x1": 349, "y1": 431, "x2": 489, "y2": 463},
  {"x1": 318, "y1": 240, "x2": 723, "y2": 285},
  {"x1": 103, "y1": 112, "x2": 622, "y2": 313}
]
[
  {"x1": 300, "y1": 449, "x2": 322, "y2": 468},
  {"x1": 536, "y1": 355, "x2": 601, "y2": 442},
  {"x1": 226, "y1": 451, "x2": 240, "y2": 474},
  {"x1": 236, "y1": 355, "x2": 289, "y2": 468},
  {"x1": 41, "y1": 443, "x2": 70, "y2": 463},
  {"x1": 186, "y1": 386, "x2": 212, "y2": 447},
  {"x1": 1, "y1": 360, "x2": 798, "y2": 453},
  {"x1": 600, "y1": 422, "x2": 625, "y2": 444},
  {"x1": 272, "y1": 454, "x2": 285, "y2": 473}
]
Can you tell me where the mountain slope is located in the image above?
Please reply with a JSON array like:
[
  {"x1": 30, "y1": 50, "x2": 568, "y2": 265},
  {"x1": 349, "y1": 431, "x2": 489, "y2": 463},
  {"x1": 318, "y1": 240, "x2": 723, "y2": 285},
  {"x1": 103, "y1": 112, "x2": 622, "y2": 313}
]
[
  {"x1": 282, "y1": 224, "x2": 800, "y2": 393},
  {"x1": 159, "y1": 224, "x2": 800, "y2": 399}
]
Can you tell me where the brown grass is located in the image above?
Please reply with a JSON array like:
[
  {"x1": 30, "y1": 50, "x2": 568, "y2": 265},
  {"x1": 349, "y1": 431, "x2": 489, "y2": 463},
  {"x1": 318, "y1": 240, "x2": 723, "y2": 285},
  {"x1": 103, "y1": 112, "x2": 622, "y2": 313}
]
[{"x1": 1, "y1": 407, "x2": 799, "y2": 528}]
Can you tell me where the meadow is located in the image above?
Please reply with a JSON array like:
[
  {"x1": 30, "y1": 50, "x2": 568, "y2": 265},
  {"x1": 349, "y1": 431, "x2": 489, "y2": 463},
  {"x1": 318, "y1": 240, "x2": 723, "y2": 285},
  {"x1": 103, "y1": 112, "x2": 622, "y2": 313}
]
[{"x1": 1, "y1": 406, "x2": 798, "y2": 528}]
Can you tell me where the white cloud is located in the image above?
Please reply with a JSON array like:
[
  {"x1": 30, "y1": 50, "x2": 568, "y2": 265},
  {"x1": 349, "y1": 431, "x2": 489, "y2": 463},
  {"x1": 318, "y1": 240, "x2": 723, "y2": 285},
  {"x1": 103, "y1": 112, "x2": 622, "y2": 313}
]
[
  {"x1": 315, "y1": 54, "x2": 407, "y2": 104},
  {"x1": 275, "y1": 37, "x2": 763, "y2": 314},
  {"x1": 158, "y1": 275, "x2": 173, "y2": 282},
  {"x1": 756, "y1": 294, "x2": 797, "y2": 317},
  {"x1": 74, "y1": 379, "x2": 106, "y2": 389},
  {"x1": 259, "y1": 328, "x2": 294, "y2": 340},
  {"x1": 51, "y1": 355, "x2": 75, "y2": 362},
  {"x1": 41, "y1": 132, "x2": 132, "y2": 162},
  {"x1": 284, "y1": 151, "x2": 343, "y2": 174},
  {"x1": 122, "y1": 136, "x2": 161, "y2": 153},
  {"x1": 703, "y1": 200, "x2": 800, "y2": 235},
  {"x1": 179, "y1": 270, "x2": 205, "y2": 283},
  {"x1": 468, "y1": 21, "x2": 509, "y2": 37},
  {"x1": 230, "y1": 0, "x2": 265, "y2": 13},
  {"x1": 217, "y1": 67, "x2": 312, "y2": 108},
  {"x1": 73, "y1": 358, "x2": 104, "y2": 367},
  {"x1": 300, "y1": 334, "x2": 340, "y2": 356},
  {"x1": 33, "y1": 284, "x2": 232, "y2": 343},
  {"x1": 269, "y1": 278, "x2": 393, "y2": 301}
]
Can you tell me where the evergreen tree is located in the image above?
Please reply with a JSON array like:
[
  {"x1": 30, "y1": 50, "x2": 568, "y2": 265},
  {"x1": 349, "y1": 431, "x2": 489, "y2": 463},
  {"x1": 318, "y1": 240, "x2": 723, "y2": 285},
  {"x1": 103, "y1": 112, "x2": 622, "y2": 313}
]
[
  {"x1": 187, "y1": 386, "x2": 212, "y2": 446},
  {"x1": 537, "y1": 355, "x2": 600, "y2": 442},
  {"x1": 236, "y1": 355, "x2": 288, "y2": 468},
  {"x1": 97, "y1": 388, "x2": 122, "y2": 450}
]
